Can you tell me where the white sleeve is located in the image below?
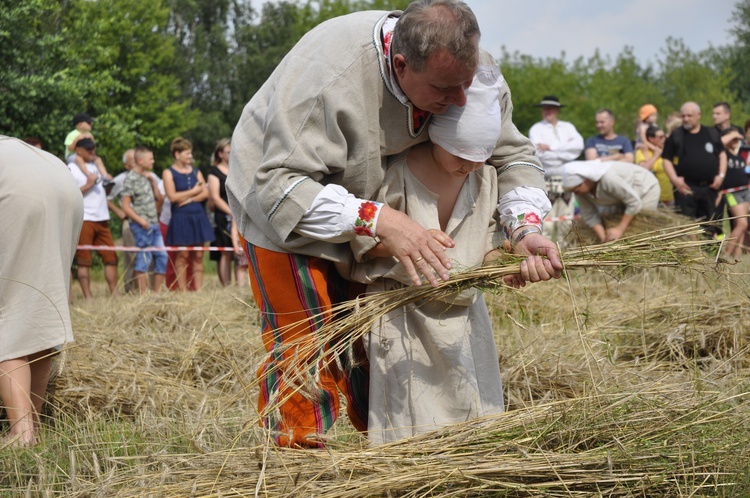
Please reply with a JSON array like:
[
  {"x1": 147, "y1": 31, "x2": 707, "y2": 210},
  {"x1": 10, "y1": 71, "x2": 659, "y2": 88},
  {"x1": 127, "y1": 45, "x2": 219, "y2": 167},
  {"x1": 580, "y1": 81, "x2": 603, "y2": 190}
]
[
  {"x1": 554, "y1": 124, "x2": 584, "y2": 162},
  {"x1": 497, "y1": 186, "x2": 551, "y2": 238},
  {"x1": 294, "y1": 184, "x2": 383, "y2": 243}
]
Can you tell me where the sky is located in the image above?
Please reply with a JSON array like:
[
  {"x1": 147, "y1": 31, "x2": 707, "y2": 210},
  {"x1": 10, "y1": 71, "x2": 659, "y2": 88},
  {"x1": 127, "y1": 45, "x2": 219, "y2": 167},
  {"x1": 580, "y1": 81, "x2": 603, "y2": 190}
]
[{"x1": 462, "y1": 0, "x2": 737, "y2": 65}]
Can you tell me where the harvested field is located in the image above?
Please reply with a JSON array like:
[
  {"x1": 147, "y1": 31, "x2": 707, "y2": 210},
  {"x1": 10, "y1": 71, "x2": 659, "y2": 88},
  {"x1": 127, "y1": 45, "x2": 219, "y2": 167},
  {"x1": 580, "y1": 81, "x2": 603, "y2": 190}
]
[{"x1": 2, "y1": 222, "x2": 750, "y2": 496}]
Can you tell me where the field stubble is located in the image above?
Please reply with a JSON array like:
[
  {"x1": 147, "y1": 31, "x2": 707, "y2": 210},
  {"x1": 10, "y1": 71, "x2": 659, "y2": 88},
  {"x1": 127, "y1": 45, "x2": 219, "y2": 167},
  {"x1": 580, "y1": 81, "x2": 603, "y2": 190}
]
[{"x1": 2, "y1": 224, "x2": 750, "y2": 496}]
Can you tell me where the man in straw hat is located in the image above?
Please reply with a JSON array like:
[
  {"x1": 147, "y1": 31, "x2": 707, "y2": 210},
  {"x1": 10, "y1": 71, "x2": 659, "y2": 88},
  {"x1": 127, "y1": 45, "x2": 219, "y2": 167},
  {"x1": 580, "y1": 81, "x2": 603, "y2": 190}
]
[
  {"x1": 227, "y1": 0, "x2": 563, "y2": 447},
  {"x1": 528, "y1": 95, "x2": 584, "y2": 244}
]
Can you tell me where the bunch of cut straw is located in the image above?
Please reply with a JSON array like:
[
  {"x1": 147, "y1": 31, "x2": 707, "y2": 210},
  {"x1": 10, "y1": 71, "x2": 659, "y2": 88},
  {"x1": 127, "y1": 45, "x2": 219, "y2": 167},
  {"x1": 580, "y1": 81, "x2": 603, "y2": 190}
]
[
  {"x1": 256, "y1": 223, "x2": 718, "y2": 412},
  {"x1": 562, "y1": 208, "x2": 701, "y2": 246},
  {"x1": 66, "y1": 388, "x2": 750, "y2": 497}
]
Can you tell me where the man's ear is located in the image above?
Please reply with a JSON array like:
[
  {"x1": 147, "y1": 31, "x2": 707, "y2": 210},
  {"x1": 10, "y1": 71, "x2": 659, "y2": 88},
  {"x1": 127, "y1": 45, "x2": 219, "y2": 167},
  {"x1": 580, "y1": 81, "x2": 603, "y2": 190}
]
[{"x1": 392, "y1": 54, "x2": 407, "y2": 79}]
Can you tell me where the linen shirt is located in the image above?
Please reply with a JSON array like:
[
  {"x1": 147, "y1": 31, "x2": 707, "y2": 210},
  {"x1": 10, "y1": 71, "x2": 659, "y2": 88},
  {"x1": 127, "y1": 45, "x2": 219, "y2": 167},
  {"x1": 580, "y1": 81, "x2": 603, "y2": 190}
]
[
  {"x1": 528, "y1": 119, "x2": 584, "y2": 177},
  {"x1": 226, "y1": 10, "x2": 545, "y2": 266},
  {"x1": 347, "y1": 154, "x2": 505, "y2": 443},
  {"x1": 576, "y1": 162, "x2": 660, "y2": 227}
]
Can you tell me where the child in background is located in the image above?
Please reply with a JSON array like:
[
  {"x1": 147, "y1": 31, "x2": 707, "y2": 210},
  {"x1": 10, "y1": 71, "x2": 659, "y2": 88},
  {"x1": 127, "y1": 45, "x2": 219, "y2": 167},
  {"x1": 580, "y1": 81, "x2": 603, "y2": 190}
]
[
  {"x1": 635, "y1": 104, "x2": 659, "y2": 157},
  {"x1": 347, "y1": 66, "x2": 549, "y2": 444},
  {"x1": 121, "y1": 146, "x2": 168, "y2": 293},
  {"x1": 64, "y1": 113, "x2": 111, "y2": 184},
  {"x1": 719, "y1": 128, "x2": 750, "y2": 259}
]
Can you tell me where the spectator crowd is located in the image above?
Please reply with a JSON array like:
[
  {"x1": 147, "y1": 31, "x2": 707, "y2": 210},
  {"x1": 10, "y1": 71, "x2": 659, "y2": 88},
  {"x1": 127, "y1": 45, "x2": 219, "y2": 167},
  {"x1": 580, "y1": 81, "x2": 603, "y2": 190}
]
[
  {"x1": 528, "y1": 98, "x2": 750, "y2": 247},
  {"x1": 24, "y1": 115, "x2": 247, "y2": 299},
  {"x1": 22, "y1": 97, "x2": 750, "y2": 299}
]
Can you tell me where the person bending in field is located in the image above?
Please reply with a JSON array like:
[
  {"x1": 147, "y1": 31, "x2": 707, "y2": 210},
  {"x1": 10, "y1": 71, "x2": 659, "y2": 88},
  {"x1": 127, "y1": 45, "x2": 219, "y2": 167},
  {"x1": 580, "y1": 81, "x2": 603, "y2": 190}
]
[
  {"x1": 562, "y1": 160, "x2": 660, "y2": 243},
  {"x1": 345, "y1": 66, "x2": 556, "y2": 444}
]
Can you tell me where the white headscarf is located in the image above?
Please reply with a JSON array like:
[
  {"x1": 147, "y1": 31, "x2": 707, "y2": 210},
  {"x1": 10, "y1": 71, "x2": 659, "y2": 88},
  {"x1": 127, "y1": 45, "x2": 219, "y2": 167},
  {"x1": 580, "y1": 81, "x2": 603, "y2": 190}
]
[
  {"x1": 562, "y1": 160, "x2": 610, "y2": 189},
  {"x1": 428, "y1": 65, "x2": 503, "y2": 162}
]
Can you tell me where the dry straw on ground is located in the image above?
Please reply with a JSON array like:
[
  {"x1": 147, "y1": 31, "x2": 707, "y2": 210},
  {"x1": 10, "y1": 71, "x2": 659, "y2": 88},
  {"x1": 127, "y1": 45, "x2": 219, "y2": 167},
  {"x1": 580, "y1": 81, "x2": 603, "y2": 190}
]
[
  {"x1": 3, "y1": 218, "x2": 750, "y2": 496},
  {"x1": 253, "y1": 222, "x2": 717, "y2": 411}
]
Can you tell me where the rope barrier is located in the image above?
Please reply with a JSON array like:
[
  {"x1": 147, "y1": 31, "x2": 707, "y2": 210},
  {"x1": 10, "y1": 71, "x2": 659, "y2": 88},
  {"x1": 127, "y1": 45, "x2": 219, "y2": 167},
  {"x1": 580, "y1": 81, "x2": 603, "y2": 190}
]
[
  {"x1": 718, "y1": 184, "x2": 749, "y2": 195},
  {"x1": 77, "y1": 245, "x2": 235, "y2": 252},
  {"x1": 543, "y1": 214, "x2": 581, "y2": 223}
]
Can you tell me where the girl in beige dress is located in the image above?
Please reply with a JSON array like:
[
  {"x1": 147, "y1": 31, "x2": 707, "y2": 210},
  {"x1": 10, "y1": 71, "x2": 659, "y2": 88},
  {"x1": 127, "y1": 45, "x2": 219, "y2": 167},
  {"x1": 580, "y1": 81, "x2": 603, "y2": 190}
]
[{"x1": 348, "y1": 67, "x2": 535, "y2": 443}]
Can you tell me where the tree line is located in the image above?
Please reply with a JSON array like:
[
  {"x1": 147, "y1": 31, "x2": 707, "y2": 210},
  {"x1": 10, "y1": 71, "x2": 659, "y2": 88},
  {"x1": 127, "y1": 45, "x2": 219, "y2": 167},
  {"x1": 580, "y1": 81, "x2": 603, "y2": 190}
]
[{"x1": 2, "y1": 0, "x2": 748, "y2": 173}]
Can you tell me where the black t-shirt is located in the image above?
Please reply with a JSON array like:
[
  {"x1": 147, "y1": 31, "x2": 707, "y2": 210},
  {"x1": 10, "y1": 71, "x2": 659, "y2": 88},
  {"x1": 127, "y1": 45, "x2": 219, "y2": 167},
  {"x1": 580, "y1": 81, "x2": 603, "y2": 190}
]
[
  {"x1": 662, "y1": 126, "x2": 724, "y2": 183},
  {"x1": 722, "y1": 149, "x2": 749, "y2": 189}
]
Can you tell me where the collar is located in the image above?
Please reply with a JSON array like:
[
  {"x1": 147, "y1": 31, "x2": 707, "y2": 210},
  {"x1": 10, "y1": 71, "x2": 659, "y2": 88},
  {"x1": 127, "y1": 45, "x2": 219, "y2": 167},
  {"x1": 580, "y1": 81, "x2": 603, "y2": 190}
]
[{"x1": 373, "y1": 13, "x2": 430, "y2": 138}]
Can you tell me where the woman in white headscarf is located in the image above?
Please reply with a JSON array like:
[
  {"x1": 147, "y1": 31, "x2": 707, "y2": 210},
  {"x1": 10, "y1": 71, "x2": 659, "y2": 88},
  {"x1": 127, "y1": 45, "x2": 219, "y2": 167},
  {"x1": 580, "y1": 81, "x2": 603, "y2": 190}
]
[
  {"x1": 346, "y1": 65, "x2": 559, "y2": 444},
  {"x1": 563, "y1": 160, "x2": 660, "y2": 242}
]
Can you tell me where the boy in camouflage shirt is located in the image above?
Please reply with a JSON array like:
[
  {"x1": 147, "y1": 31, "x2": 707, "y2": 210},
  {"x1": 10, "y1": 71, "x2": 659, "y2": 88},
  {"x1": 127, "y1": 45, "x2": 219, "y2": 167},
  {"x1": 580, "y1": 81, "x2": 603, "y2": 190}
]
[{"x1": 121, "y1": 146, "x2": 168, "y2": 292}]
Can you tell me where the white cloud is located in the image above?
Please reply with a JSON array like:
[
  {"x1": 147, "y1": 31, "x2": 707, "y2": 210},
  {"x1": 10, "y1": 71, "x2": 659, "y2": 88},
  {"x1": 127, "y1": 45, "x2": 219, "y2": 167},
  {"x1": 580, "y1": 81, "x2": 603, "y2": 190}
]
[{"x1": 463, "y1": 0, "x2": 736, "y2": 64}]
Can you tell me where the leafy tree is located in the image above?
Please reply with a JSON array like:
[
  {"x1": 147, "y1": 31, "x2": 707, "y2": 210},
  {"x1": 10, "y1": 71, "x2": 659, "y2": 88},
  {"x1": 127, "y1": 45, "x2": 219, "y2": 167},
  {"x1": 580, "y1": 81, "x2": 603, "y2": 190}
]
[
  {"x1": 165, "y1": 0, "x2": 254, "y2": 169},
  {"x1": 69, "y1": 0, "x2": 197, "y2": 172},
  {"x1": 726, "y1": 0, "x2": 750, "y2": 114},
  {"x1": 0, "y1": 0, "x2": 196, "y2": 172},
  {"x1": 499, "y1": 37, "x2": 745, "y2": 144},
  {"x1": 656, "y1": 38, "x2": 743, "y2": 127},
  {"x1": 0, "y1": 0, "x2": 87, "y2": 154}
]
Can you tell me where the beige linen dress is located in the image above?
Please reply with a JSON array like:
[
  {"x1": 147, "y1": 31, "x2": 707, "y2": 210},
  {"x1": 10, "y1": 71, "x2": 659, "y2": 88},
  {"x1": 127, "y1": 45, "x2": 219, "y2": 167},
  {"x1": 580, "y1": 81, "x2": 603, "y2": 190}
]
[
  {"x1": 0, "y1": 137, "x2": 83, "y2": 362},
  {"x1": 349, "y1": 154, "x2": 505, "y2": 444}
]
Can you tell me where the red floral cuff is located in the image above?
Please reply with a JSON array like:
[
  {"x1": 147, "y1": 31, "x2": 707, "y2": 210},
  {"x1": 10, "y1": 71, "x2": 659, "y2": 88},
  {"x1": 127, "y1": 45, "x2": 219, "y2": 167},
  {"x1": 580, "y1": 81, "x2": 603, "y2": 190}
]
[
  {"x1": 353, "y1": 200, "x2": 382, "y2": 238},
  {"x1": 503, "y1": 211, "x2": 542, "y2": 239}
]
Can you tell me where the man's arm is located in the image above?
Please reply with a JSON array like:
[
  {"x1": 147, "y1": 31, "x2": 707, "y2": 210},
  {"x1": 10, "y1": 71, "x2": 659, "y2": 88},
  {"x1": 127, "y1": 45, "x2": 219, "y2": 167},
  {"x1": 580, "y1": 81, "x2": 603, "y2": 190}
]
[
  {"x1": 584, "y1": 137, "x2": 599, "y2": 160},
  {"x1": 108, "y1": 200, "x2": 126, "y2": 220},
  {"x1": 78, "y1": 173, "x2": 96, "y2": 193},
  {"x1": 711, "y1": 151, "x2": 728, "y2": 190},
  {"x1": 556, "y1": 125, "x2": 584, "y2": 162},
  {"x1": 149, "y1": 174, "x2": 164, "y2": 212},
  {"x1": 662, "y1": 158, "x2": 690, "y2": 194},
  {"x1": 597, "y1": 151, "x2": 631, "y2": 162}
]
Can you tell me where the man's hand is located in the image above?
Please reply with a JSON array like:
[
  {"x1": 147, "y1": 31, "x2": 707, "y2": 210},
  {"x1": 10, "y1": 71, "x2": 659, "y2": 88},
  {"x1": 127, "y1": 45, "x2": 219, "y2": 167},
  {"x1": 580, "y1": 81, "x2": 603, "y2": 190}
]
[
  {"x1": 711, "y1": 175, "x2": 724, "y2": 190},
  {"x1": 376, "y1": 206, "x2": 454, "y2": 287},
  {"x1": 536, "y1": 143, "x2": 551, "y2": 153},
  {"x1": 673, "y1": 176, "x2": 692, "y2": 196}
]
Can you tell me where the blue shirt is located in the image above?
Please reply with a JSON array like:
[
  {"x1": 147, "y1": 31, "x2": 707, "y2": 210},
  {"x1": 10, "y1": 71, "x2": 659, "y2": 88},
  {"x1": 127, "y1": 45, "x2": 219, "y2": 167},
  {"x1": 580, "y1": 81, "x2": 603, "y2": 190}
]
[{"x1": 585, "y1": 135, "x2": 633, "y2": 158}]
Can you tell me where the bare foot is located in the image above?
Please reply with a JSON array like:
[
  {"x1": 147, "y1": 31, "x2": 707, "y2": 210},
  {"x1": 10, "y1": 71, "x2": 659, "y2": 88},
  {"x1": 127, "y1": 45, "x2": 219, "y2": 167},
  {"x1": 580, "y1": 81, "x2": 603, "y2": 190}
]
[{"x1": 1, "y1": 429, "x2": 37, "y2": 449}]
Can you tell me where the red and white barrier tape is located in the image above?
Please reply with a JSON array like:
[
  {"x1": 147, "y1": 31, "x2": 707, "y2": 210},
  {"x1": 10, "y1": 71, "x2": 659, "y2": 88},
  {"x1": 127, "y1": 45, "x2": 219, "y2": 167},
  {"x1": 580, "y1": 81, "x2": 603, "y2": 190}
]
[
  {"x1": 543, "y1": 214, "x2": 581, "y2": 223},
  {"x1": 77, "y1": 245, "x2": 235, "y2": 252},
  {"x1": 718, "y1": 185, "x2": 749, "y2": 195}
]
